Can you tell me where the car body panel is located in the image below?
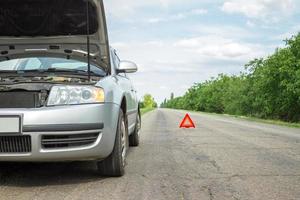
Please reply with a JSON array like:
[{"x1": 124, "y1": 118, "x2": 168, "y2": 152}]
[
  {"x1": 0, "y1": 53, "x2": 139, "y2": 162},
  {"x1": 109, "y1": 49, "x2": 139, "y2": 133},
  {"x1": 0, "y1": 103, "x2": 119, "y2": 161},
  {"x1": 0, "y1": 0, "x2": 139, "y2": 162},
  {"x1": 95, "y1": 74, "x2": 138, "y2": 134}
]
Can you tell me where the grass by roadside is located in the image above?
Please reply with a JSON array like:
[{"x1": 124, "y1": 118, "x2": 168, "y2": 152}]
[
  {"x1": 232, "y1": 115, "x2": 300, "y2": 128},
  {"x1": 179, "y1": 109, "x2": 300, "y2": 128},
  {"x1": 141, "y1": 107, "x2": 155, "y2": 115}
]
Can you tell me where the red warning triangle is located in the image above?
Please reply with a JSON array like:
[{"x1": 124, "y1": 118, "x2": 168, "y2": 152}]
[{"x1": 179, "y1": 114, "x2": 195, "y2": 128}]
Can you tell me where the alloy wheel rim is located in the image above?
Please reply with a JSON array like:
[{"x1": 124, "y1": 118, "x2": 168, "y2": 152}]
[
  {"x1": 137, "y1": 115, "x2": 141, "y2": 137},
  {"x1": 121, "y1": 119, "x2": 126, "y2": 167}
]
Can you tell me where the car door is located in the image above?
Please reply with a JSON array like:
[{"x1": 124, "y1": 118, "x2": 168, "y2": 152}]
[{"x1": 112, "y1": 50, "x2": 137, "y2": 133}]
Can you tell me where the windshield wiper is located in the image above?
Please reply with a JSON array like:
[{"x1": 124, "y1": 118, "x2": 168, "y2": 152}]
[
  {"x1": 0, "y1": 70, "x2": 25, "y2": 76},
  {"x1": 37, "y1": 68, "x2": 88, "y2": 74},
  {"x1": 43, "y1": 68, "x2": 104, "y2": 77},
  {"x1": 0, "y1": 68, "x2": 103, "y2": 77}
]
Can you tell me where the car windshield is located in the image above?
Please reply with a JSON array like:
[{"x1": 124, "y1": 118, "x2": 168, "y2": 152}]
[{"x1": 0, "y1": 57, "x2": 106, "y2": 76}]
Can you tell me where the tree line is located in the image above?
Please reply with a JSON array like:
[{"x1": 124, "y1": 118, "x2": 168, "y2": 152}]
[{"x1": 161, "y1": 33, "x2": 300, "y2": 122}]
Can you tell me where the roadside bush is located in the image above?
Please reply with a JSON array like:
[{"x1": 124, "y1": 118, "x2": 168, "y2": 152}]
[{"x1": 161, "y1": 33, "x2": 300, "y2": 122}]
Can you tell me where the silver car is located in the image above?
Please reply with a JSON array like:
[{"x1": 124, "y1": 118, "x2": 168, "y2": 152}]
[{"x1": 0, "y1": 0, "x2": 141, "y2": 177}]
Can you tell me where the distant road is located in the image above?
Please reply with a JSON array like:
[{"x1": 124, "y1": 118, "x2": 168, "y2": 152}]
[{"x1": 0, "y1": 109, "x2": 299, "y2": 200}]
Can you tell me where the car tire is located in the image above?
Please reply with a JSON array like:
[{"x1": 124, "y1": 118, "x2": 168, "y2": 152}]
[
  {"x1": 97, "y1": 109, "x2": 128, "y2": 177},
  {"x1": 129, "y1": 111, "x2": 141, "y2": 147}
]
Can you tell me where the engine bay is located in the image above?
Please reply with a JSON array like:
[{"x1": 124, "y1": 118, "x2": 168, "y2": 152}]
[{"x1": 0, "y1": 76, "x2": 100, "y2": 108}]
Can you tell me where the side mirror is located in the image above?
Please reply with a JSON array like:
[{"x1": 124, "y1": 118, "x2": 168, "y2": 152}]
[{"x1": 117, "y1": 61, "x2": 138, "y2": 74}]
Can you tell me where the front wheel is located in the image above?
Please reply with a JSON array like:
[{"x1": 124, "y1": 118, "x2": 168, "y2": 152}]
[
  {"x1": 97, "y1": 109, "x2": 128, "y2": 177},
  {"x1": 129, "y1": 111, "x2": 141, "y2": 147}
]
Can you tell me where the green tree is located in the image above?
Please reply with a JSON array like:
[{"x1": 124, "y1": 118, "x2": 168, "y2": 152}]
[
  {"x1": 162, "y1": 33, "x2": 300, "y2": 122},
  {"x1": 141, "y1": 94, "x2": 157, "y2": 108}
]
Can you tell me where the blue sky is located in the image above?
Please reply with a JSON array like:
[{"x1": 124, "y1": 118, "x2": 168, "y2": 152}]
[{"x1": 105, "y1": 0, "x2": 300, "y2": 103}]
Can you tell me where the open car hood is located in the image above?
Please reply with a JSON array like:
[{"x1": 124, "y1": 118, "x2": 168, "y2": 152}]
[{"x1": 0, "y1": 0, "x2": 110, "y2": 73}]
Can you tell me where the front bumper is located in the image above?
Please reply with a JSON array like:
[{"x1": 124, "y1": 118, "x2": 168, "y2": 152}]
[{"x1": 0, "y1": 103, "x2": 120, "y2": 162}]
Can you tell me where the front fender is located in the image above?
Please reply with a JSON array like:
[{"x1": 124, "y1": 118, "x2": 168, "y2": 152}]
[{"x1": 96, "y1": 76, "x2": 126, "y2": 106}]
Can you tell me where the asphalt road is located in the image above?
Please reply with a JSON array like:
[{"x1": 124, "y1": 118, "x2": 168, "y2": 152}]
[{"x1": 0, "y1": 109, "x2": 300, "y2": 200}]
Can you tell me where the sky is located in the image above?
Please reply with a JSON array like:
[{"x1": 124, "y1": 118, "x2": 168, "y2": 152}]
[{"x1": 104, "y1": 0, "x2": 300, "y2": 103}]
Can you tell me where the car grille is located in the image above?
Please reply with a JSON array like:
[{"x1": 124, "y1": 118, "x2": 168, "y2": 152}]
[
  {"x1": 0, "y1": 91, "x2": 41, "y2": 108},
  {"x1": 0, "y1": 136, "x2": 32, "y2": 153},
  {"x1": 41, "y1": 133, "x2": 99, "y2": 149}
]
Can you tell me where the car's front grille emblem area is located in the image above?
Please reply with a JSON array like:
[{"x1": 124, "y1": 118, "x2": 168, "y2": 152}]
[
  {"x1": 0, "y1": 136, "x2": 32, "y2": 153},
  {"x1": 41, "y1": 133, "x2": 100, "y2": 149}
]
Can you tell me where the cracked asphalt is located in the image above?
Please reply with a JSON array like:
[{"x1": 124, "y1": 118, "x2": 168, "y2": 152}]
[{"x1": 0, "y1": 109, "x2": 300, "y2": 200}]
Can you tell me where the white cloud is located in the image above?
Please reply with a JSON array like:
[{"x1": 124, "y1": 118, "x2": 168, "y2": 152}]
[
  {"x1": 145, "y1": 9, "x2": 207, "y2": 24},
  {"x1": 190, "y1": 8, "x2": 208, "y2": 15},
  {"x1": 105, "y1": 0, "x2": 201, "y2": 17},
  {"x1": 191, "y1": 25, "x2": 257, "y2": 40},
  {"x1": 147, "y1": 18, "x2": 165, "y2": 23},
  {"x1": 112, "y1": 36, "x2": 268, "y2": 102},
  {"x1": 221, "y1": 0, "x2": 295, "y2": 22},
  {"x1": 274, "y1": 25, "x2": 300, "y2": 40},
  {"x1": 174, "y1": 36, "x2": 264, "y2": 59},
  {"x1": 246, "y1": 20, "x2": 255, "y2": 27},
  {"x1": 159, "y1": 85, "x2": 169, "y2": 90}
]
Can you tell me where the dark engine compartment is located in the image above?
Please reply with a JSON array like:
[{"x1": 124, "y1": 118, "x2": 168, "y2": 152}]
[
  {"x1": 0, "y1": 91, "x2": 48, "y2": 108},
  {"x1": 0, "y1": 75, "x2": 99, "y2": 108},
  {"x1": 0, "y1": 83, "x2": 50, "y2": 108}
]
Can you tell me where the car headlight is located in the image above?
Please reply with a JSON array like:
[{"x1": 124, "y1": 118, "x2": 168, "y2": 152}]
[{"x1": 47, "y1": 85, "x2": 105, "y2": 106}]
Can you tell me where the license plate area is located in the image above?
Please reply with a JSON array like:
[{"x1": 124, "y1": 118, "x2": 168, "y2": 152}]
[{"x1": 0, "y1": 116, "x2": 21, "y2": 134}]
